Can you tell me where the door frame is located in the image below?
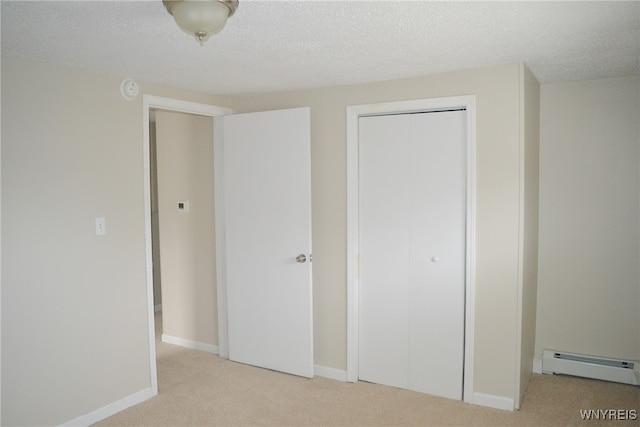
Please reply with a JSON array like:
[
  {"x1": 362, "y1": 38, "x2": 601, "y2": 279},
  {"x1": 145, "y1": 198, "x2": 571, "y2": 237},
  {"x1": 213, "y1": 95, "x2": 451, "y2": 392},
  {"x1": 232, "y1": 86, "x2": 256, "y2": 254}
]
[
  {"x1": 142, "y1": 95, "x2": 232, "y2": 395},
  {"x1": 346, "y1": 95, "x2": 477, "y2": 403}
]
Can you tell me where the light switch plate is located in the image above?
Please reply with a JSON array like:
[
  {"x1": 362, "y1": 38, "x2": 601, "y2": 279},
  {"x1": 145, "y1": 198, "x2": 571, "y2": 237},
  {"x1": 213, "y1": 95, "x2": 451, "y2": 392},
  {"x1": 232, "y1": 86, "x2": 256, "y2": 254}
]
[{"x1": 95, "y1": 217, "x2": 106, "y2": 236}]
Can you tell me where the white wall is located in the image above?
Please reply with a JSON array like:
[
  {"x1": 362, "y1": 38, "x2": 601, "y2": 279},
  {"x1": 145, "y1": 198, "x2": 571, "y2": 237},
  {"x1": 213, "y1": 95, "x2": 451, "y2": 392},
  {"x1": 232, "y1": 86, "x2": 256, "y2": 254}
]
[
  {"x1": 0, "y1": 57, "x2": 229, "y2": 426},
  {"x1": 155, "y1": 110, "x2": 217, "y2": 347},
  {"x1": 535, "y1": 75, "x2": 640, "y2": 361}
]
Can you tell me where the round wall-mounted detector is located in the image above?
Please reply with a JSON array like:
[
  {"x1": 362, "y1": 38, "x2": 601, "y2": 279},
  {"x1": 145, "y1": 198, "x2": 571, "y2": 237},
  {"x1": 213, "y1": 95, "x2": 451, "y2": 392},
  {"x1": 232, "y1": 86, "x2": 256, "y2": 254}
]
[{"x1": 120, "y1": 79, "x2": 139, "y2": 101}]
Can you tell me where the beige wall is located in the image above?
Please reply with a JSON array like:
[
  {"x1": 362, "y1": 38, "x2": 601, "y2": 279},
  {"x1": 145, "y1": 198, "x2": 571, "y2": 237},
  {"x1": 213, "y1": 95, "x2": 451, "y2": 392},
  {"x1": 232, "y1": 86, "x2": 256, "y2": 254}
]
[
  {"x1": 517, "y1": 65, "x2": 540, "y2": 406},
  {"x1": 231, "y1": 63, "x2": 528, "y2": 402},
  {"x1": 6, "y1": 54, "x2": 637, "y2": 422},
  {"x1": 2, "y1": 57, "x2": 538, "y2": 424},
  {"x1": 0, "y1": 57, "x2": 229, "y2": 426},
  {"x1": 535, "y1": 76, "x2": 640, "y2": 361},
  {"x1": 155, "y1": 110, "x2": 217, "y2": 346}
]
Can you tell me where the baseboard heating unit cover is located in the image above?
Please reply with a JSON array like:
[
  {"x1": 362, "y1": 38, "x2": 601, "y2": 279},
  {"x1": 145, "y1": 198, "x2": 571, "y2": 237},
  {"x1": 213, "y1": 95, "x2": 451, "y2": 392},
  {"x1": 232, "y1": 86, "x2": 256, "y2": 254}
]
[{"x1": 542, "y1": 349, "x2": 639, "y2": 386}]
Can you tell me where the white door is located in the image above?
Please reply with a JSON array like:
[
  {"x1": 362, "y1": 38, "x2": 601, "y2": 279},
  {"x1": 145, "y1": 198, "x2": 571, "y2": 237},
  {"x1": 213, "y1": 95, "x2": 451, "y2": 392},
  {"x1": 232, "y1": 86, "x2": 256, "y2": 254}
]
[
  {"x1": 358, "y1": 110, "x2": 466, "y2": 399},
  {"x1": 221, "y1": 107, "x2": 313, "y2": 378}
]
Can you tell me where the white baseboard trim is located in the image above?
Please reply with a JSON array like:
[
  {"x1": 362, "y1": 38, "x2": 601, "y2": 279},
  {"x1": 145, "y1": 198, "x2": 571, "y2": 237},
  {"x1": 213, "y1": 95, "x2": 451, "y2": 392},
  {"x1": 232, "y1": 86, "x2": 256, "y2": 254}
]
[
  {"x1": 60, "y1": 387, "x2": 154, "y2": 426},
  {"x1": 533, "y1": 357, "x2": 543, "y2": 374},
  {"x1": 161, "y1": 334, "x2": 219, "y2": 354},
  {"x1": 472, "y1": 392, "x2": 515, "y2": 411},
  {"x1": 154, "y1": 304, "x2": 162, "y2": 312},
  {"x1": 314, "y1": 364, "x2": 347, "y2": 381}
]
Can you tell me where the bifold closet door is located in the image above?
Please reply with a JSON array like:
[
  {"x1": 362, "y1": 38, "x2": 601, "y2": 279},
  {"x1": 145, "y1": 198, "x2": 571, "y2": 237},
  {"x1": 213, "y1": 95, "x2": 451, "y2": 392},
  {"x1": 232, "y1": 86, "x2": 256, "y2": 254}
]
[{"x1": 358, "y1": 110, "x2": 466, "y2": 400}]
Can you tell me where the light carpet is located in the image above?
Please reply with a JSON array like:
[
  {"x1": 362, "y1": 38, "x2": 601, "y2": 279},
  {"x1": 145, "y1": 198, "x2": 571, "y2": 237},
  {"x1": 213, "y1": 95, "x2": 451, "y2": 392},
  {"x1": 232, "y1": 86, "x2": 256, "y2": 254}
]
[{"x1": 95, "y1": 314, "x2": 639, "y2": 426}]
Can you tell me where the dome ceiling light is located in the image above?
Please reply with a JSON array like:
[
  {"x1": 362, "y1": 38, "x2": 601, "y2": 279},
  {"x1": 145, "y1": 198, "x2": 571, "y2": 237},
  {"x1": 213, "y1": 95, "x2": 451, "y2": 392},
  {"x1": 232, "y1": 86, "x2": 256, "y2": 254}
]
[{"x1": 163, "y1": 0, "x2": 239, "y2": 46}]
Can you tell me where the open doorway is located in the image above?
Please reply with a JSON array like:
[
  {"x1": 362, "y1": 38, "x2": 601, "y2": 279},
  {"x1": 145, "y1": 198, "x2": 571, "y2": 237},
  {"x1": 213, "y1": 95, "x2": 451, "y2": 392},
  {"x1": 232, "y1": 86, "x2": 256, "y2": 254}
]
[
  {"x1": 151, "y1": 108, "x2": 217, "y2": 350},
  {"x1": 149, "y1": 110, "x2": 162, "y2": 315},
  {"x1": 142, "y1": 96, "x2": 231, "y2": 395}
]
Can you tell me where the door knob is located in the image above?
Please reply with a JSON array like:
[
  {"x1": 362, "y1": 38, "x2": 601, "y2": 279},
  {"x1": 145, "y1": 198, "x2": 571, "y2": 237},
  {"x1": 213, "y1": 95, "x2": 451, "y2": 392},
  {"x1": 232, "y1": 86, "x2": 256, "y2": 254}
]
[{"x1": 295, "y1": 254, "x2": 307, "y2": 263}]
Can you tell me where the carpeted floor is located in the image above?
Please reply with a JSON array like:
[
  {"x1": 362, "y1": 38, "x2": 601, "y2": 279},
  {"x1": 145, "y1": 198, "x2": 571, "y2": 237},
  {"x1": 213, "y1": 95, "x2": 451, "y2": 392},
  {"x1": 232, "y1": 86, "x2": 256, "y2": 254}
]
[{"x1": 94, "y1": 313, "x2": 639, "y2": 426}]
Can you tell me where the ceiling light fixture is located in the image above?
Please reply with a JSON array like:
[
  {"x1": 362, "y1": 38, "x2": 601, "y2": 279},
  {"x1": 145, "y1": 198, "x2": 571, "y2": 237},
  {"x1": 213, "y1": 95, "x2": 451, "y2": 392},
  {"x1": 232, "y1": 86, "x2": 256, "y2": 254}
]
[{"x1": 163, "y1": 0, "x2": 238, "y2": 46}]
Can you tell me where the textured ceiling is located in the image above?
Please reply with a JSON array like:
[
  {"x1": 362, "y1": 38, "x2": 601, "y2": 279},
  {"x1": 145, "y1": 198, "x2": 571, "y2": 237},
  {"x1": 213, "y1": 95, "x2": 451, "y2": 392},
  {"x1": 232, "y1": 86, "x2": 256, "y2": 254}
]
[{"x1": 2, "y1": 1, "x2": 639, "y2": 95}]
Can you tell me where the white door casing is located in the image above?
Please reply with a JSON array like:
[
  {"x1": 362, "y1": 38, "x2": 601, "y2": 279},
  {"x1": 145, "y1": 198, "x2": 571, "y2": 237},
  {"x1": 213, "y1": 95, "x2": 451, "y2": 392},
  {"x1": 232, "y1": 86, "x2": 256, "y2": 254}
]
[
  {"x1": 218, "y1": 107, "x2": 314, "y2": 378},
  {"x1": 346, "y1": 96, "x2": 476, "y2": 403}
]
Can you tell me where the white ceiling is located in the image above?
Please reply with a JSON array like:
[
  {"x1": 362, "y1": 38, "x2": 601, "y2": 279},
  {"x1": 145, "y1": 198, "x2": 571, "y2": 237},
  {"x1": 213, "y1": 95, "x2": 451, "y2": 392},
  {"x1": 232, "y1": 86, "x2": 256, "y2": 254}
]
[{"x1": 2, "y1": 1, "x2": 639, "y2": 95}]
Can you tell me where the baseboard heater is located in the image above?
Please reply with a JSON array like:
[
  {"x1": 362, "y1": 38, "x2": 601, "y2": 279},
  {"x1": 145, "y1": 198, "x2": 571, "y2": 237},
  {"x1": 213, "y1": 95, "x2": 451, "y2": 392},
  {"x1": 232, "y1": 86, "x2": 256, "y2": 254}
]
[{"x1": 542, "y1": 349, "x2": 639, "y2": 386}]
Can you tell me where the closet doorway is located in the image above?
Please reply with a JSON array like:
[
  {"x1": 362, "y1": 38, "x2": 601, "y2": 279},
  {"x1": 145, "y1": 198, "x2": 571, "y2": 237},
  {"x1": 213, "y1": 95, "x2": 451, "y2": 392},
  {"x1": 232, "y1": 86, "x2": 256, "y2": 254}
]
[{"x1": 346, "y1": 96, "x2": 477, "y2": 403}]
